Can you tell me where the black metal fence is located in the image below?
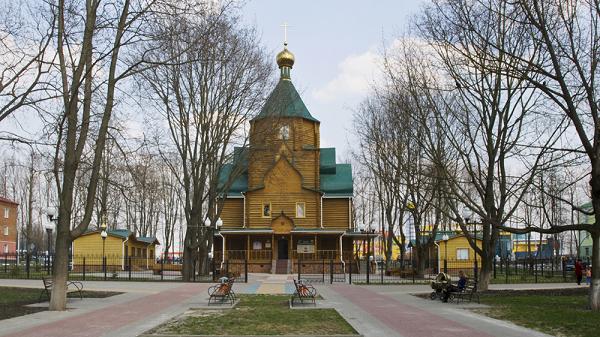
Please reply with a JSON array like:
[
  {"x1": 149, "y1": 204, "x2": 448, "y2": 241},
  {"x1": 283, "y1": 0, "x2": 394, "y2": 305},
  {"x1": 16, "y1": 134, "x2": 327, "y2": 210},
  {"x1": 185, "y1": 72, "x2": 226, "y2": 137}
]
[
  {"x1": 0, "y1": 253, "x2": 247, "y2": 283},
  {"x1": 296, "y1": 257, "x2": 578, "y2": 285}
]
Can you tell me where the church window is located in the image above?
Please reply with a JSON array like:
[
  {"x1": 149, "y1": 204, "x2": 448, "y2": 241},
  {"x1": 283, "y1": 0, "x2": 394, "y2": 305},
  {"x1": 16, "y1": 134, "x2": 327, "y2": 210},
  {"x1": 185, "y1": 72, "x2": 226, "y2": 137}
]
[
  {"x1": 296, "y1": 202, "x2": 305, "y2": 218},
  {"x1": 3, "y1": 208, "x2": 8, "y2": 219},
  {"x1": 3, "y1": 226, "x2": 7, "y2": 236},
  {"x1": 279, "y1": 124, "x2": 290, "y2": 140},
  {"x1": 262, "y1": 202, "x2": 271, "y2": 218}
]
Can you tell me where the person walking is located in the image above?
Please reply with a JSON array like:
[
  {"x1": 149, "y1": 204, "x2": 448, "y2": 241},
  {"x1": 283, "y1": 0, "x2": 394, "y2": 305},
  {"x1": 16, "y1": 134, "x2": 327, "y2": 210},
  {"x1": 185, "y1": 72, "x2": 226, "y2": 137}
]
[
  {"x1": 575, "y1": 259, "x2": 583, "y2": 285},
  {"x1": 586, "y1": 266, "x2": 592, "y2": 286}
]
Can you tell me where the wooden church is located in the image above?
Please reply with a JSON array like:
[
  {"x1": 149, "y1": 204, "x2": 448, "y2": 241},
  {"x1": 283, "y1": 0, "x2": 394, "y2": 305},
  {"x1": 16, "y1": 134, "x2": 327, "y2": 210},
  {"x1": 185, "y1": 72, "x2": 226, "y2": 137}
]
[{"x1": 216, "y1": 42, "x2": 362, "y2": 274}]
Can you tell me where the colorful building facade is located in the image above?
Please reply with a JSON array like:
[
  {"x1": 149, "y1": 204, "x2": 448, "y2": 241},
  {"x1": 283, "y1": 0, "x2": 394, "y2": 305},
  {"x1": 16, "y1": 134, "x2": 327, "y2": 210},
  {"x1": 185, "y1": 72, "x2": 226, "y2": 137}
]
[
  {"x1": 72, "y1": 229, "x2": 159, "y2": 271},
  {"x1": 0, "y1": 197, "x2": 18, "y2": 254}
]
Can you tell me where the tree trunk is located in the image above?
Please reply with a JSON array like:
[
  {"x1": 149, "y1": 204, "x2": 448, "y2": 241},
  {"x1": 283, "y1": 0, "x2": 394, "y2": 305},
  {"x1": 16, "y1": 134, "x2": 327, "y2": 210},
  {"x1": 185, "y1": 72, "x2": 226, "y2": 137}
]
[
  {"x1": 48, "y1": 218, "x2": 70, "y2": 310},
  {"x1": 590, "y1": 231, "x2": 600, "y2": 310},
  {"x1": 415, "y1": 247, "x2": 427, "y2": 277},
  {"x1": 182, "y1": 229, "x2": 196, "y2": 281},
  {"x1": 478, "y1": 249, "x2": 494, "y2": 291}
]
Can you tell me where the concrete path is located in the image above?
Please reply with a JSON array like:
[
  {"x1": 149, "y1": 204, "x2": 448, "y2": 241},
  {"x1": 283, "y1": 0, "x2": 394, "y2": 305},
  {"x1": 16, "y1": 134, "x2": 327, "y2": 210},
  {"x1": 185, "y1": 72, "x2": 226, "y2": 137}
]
[
  {"x1": 0, "y1": 276, "x2": 579, "y2": 337},
  {"x1": 321, "y1": 283, "x2": 553, "y2": 337}
]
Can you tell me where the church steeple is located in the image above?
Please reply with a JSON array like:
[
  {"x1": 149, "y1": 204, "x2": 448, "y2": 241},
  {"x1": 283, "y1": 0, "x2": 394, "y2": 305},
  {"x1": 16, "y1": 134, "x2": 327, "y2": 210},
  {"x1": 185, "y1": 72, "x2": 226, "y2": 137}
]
[
  {"x1": 276, "y1": 43, "x2": 295, "y2": 79},
  {"x1": 276, "y1": 22, "x2": 294, "y2": 80}
]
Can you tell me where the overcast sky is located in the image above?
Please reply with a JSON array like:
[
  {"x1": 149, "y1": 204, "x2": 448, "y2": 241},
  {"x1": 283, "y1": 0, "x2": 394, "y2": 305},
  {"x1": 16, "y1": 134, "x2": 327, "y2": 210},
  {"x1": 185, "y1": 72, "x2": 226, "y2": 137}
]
[{"x1": 241, "y1": 0, "x2": 426, "y2": 159}]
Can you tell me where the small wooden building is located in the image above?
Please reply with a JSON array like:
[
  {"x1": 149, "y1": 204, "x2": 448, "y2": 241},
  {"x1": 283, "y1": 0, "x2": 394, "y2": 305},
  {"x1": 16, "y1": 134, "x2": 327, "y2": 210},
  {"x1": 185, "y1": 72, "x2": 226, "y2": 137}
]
[
  {"x1": 437, "y1": 234, "x2": 482, "y2": 272},
  {"x1": 216, "y1": 44, "x2": 365, "y2": 274},
  {"x1": 72, "y1": 229, "x2": 159, "y2": 272}
]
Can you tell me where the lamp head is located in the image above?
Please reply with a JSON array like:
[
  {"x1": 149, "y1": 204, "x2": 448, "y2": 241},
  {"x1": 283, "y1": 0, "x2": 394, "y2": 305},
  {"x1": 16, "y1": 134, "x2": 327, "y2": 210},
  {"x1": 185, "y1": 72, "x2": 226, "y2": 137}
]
[
  {"x1": 100, "y1": 230, "x2": 108, "y2": 239},
  {"x1": 44, "y1": 222, "x2": 55, "y2": 231},
  {"x1": 204, "y1": 218, "x2": 211, "y2": 227},
  {"x1": 100, "y1": 222, "x2": 107, "y2": 230},
  {"x1": 461, "y1": 207, "x2": 472, "y2": 221},
  {"x1": 215, "y1": 217, "x2": 223, "y2": 228},
  {"x1": 442, "y1": 234, "x2": 449, "y2": 241}
]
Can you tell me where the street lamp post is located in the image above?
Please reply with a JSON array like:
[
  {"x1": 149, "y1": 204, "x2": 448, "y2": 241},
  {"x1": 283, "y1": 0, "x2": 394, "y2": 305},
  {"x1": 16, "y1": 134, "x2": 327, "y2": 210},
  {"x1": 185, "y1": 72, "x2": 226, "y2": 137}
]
[
  {"x1": 204, "y1": 217, "x2": 223, "y2": 277},
  {"x1": 45, "y1": 207, "x2": 58, "y2": 272},
  {"x1": 100, "y1": 223, "x2": 107, "y2": 276},
  {"x1": 462, "y1": 207, "x2": 477, "y2": 281},
  {"x1": 442, "y1": 234, "x2": 449, "y2": 273}
]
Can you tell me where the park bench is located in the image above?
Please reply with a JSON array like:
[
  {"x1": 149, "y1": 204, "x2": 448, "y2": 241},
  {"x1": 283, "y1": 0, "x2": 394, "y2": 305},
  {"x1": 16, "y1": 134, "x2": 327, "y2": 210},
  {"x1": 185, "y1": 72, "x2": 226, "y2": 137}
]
[
  {"x1": 39, "y1": 276, "x2": 83, "y2": 301},
  {"x1": 207, "y1": 277, "x2": 236, "y2": 305},
  {"x1": 151, "y1": 263, "x2": 182, "y2": 275},
  {"x1": 291, "y1": 279, "x2": 317, "y2": 306},
  {"x1": 450, "y1": 281, "x2": 479, "y2": 304}
]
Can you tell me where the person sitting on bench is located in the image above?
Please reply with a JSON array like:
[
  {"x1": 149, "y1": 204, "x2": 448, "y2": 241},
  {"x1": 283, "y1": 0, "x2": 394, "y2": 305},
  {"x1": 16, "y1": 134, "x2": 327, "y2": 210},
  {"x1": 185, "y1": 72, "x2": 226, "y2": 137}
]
[{"x1": 443, "y1": 270, "x2": 467, "y2": 302}]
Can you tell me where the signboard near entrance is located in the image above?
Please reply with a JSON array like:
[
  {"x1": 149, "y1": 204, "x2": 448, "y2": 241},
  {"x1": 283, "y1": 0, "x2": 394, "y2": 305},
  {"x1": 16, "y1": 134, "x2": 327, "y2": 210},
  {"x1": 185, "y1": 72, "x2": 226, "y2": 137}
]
[{"x1": 297, "y1": 239, "x2": 314, "y2": 253}]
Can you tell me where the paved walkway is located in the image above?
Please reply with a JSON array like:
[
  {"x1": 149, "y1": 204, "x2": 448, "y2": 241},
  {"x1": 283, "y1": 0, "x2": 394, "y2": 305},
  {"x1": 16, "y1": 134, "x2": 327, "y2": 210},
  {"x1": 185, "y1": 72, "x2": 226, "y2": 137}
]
[{"x1": 0, "y1": 276, "x2": 580, "y2": 337}]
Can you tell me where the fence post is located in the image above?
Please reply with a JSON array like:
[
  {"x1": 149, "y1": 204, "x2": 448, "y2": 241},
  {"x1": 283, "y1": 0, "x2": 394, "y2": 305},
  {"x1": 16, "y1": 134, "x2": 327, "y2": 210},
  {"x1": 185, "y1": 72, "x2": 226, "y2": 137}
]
[
  {"x1": 26, "y1": 253, "x2": 30, "y2": 279},
  {"x1": 103, "y1": 256, "x2": 107, "y2": 281},
  {"x1": 381, "y1": 260, "x2": 384, "y2": 284},
  {"x1": 128, "y1": 256, "x2": 132, "y2": 280},
  {"x1": 541, "y1": 260, "x2": 544, "y2": 279},
  {"x1": 226, "y1": 259, "x2": 229, "y2": 277},
  {"x1": 330, "y1": 259, "x2": 333, "y2": 284},
  {"x1": 505, "y1": 258, "x2": 509, "y2": 283},
  {"x1": 443, "y1": 259, "x2": 448, "y2": 274},
  {"x1": 366, "y1": 257, "x2": 370, "y2": 285},
  {"x1": 211, "y1": 256, "x2": 217, "y2": 282},
  {"x1": 298, "y1": 256, "x2": 301, "y2": 281},
  {"x1": 322, "y1": 259, "x2": 325, "y2": 283},
  {"x1": 474, "y1": 260, "x2": 478, "y2": 282},
  {"x1": 535, "y1": 259, "x2": 538, "y2": 283},
  {"x1": 161, "y1": 257, "x2": 164, "y2": 281},
  {"x1": 562, "y1": 259, "x2": 567, "y2": 282},
  {"x1": 244, "y1": 258, "x2": 248, "y2": 283},
  {"x1": 493, "y1": 259, "x2": 497, "y2": 279},
  {"x1": 83, "y1": 257, "x2": 86, "y2": 281},
  {"x1": 4, "y1": 254, "x2": 7, "y2": 273},
  {"x1": 349, "y1": 256, "x2": 353, "y2": 284}
]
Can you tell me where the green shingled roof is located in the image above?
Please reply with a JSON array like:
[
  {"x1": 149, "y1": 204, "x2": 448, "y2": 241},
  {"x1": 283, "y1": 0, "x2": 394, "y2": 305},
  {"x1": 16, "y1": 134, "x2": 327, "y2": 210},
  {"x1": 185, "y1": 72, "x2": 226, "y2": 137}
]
[
  {"x1": 253, "y1": 79, "x2": 319, "y2": 122},
  {"x1": 218, "y1": 147, "x2": 353, "y2": 197},
  {"x1": 320, "y1": 164, "x2": 353, "y2": 196}
]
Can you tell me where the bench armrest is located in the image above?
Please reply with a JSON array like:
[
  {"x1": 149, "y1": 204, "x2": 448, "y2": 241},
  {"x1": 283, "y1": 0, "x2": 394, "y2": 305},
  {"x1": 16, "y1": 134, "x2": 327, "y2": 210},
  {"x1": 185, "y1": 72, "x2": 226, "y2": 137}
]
[{"x1": 67, "y1": 281, "x2": 83, "y2": 291}]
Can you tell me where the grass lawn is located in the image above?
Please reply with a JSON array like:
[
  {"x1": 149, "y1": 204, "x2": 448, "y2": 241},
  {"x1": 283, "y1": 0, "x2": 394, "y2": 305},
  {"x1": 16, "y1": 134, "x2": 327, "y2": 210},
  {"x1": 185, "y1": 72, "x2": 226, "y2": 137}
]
[
  {"x1": 479, "y1": 289, "x2": 599, "y2": 337},
  {"x1": 0, "y1": 286, "x2": 121, "y2": 321},
  {"x1": 150, "y1": 294, "x2": 357, "y2": 336}
]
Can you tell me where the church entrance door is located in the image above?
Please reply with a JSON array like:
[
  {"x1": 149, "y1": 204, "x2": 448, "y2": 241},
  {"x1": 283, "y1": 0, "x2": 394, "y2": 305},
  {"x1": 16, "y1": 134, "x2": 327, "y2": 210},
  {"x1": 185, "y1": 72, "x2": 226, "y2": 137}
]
[{"x1": 277, "y1": 237, "x2": 289, "y2": 260}]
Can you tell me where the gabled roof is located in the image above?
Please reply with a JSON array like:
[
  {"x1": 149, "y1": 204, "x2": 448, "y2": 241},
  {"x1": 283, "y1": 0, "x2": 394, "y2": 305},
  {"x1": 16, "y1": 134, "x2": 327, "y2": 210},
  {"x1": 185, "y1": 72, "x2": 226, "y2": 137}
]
[
  {"x1": 0, "y1": 196, "x2": 19, "y2": 206},
  {"x1": 253, "y1": 79, "x2": 319, "y2": 122},
  {"x1": 78, "y1": 228, "x2": 159, "y2": 245}
]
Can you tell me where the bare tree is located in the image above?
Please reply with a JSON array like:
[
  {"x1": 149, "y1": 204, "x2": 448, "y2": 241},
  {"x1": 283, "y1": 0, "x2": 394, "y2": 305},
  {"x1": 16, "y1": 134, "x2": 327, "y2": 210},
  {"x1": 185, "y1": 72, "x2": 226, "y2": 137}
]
[
  {"x1": 48, "y1": 0, "x2": 205, "y2": 311},
  {"x1": 0, "y1": 0, "x2": 55, "y2": 132},
  {"x1": 141, "y1": 12, "x2": 271, "y2": 280},
  {"x1": 414, "y1": 0, "x2": 565, "y2": 290}
]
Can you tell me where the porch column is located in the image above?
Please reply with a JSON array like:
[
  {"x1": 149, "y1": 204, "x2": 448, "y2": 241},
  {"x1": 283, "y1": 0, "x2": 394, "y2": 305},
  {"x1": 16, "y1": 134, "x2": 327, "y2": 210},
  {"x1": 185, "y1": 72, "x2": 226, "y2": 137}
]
[{"x1": 247, "y1": 235, "x2": 250, "y2": 261}]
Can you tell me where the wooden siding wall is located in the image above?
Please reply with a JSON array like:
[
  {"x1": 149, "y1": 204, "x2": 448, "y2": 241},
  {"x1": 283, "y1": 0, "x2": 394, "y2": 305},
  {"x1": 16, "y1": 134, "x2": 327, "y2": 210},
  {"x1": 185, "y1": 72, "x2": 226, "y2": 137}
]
[
  {"x1": 247, "y1": 158, "x2": 320, "y2": 227},
  {"x1": 322, "y1": 199, "x2": 350, "y2": 228},
  {"x1": 248, "y1": 118, "x2": 320, "y2": 190},
  {"x1": 221, "y1": 198, "x2": 243, "y2": 228}
]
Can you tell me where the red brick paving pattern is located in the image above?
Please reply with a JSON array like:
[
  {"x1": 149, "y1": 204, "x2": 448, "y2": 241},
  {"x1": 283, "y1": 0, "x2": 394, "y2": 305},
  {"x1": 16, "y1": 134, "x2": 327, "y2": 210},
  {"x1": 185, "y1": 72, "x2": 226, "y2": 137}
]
[
  {"x1": 330, "y1": 285, "x2": 495, "y2": 337},
  {"x1": 4, "y1": 283, "x2": 207, "y2": 337}
]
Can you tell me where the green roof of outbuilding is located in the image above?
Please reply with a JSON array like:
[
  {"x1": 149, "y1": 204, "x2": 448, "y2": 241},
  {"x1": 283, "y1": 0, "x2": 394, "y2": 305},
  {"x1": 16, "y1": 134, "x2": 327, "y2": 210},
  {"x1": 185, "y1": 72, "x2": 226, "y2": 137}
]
[
  {"x1": 107, "y1": 229, "x2": 130, "y2": 239},
  {"x1": 253, "y1": 79, "x2": 319, "y2": 122},
  {"x1": 320, "y1": 164, "x2": 353, "y2": 196}
]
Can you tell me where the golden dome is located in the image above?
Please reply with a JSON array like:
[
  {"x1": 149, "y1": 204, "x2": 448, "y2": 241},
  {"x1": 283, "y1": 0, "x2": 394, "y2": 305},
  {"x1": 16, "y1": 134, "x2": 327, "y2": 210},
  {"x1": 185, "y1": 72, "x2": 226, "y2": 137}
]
[{"x1": 276, "y1": 45, "x2": 295, "y2": 68}]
